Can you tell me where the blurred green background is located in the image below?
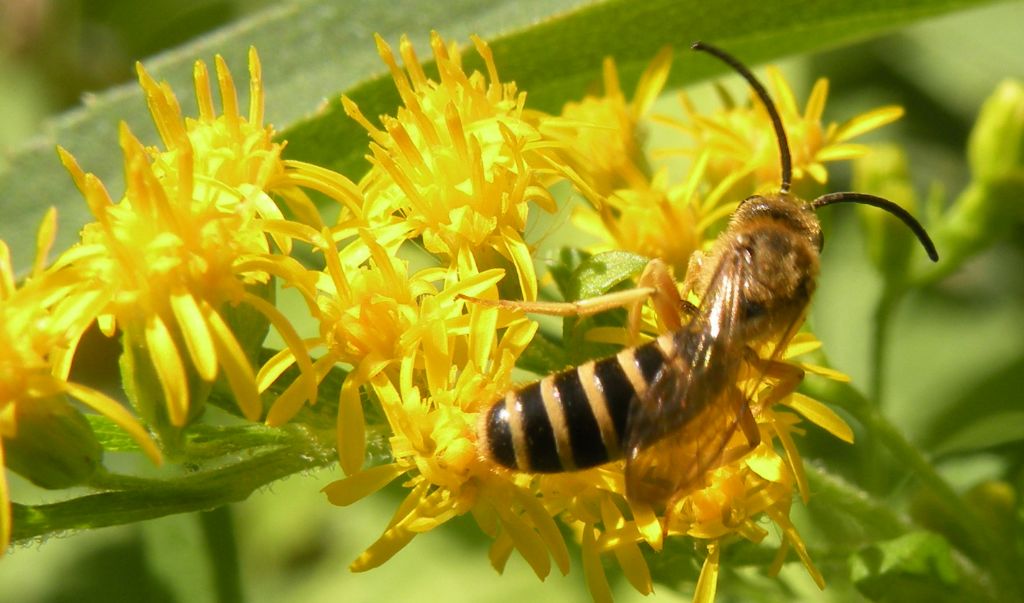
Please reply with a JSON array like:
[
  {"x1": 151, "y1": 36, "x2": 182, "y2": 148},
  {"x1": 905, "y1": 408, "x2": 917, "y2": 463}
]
[{"x1": 2, "y1": 1, "x2": 1023, "y2": 601}]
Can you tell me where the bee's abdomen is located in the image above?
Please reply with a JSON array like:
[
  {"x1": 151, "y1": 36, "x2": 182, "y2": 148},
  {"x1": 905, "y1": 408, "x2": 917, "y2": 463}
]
[{"x1": 479, "y1": 335, "x2": 674, "y2": 473}]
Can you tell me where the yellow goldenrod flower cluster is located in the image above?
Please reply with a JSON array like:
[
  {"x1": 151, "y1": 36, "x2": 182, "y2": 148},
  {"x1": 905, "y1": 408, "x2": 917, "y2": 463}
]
[
  {"x1": 1, "y1": 31, "x2": 899, "y2": 603},
  {"x1": 320, "y1": 37, "x2": 869, "y2": 603}
]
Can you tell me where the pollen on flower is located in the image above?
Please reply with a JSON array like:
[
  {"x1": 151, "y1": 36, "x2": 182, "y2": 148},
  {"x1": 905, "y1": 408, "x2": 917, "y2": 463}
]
[
  {"x1": 548, "y1": 47, "x2": 672, "y2": 197},
  {"x1": 344, "y1": 32, "x2": 563, "y2": 301},
  {"x1": 48, "y1": 47, "x2": 382, "y2": 434}
]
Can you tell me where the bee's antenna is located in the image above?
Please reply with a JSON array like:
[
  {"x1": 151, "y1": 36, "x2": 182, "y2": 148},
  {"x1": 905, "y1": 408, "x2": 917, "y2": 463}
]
[
  {"x1": 811, "y1": 192, "x2": 939, "y2": 261},
  {"x1": 691, "y1": 41, "x2": 792, "y2": 194}
]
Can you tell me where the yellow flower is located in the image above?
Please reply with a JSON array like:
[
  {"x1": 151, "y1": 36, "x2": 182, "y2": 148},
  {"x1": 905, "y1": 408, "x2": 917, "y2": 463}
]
[
  {"x1": 667, "y1": 66, "x2": 904, "y2": 199},
  {"x1": 136, "y1": 47, "x2": 363, "y2": 236},
  {"x1": 0, "y1": 210, "x2": 161, "y2": 555},
  {"x1": 263, "y1": 225, "x2": 513, "y2": 475},
  {"x1": 343, "y1": 32, "x2": 560, "y2": 301},
  {"x1": 572, "y1": 153, "x2": 742, "y2": 273},
  {"x1": 322, "y1": 302, "x2": 548, "y2": 571},
  {"x1": 51, "y1": 49, "x2": 359, "y2": 432},
  {"x1": 549, "y1": 47, "x2": 672, "y2": 196},
  {"x1": 552, "y1": 52, "x2": 741, "y2": 273}
]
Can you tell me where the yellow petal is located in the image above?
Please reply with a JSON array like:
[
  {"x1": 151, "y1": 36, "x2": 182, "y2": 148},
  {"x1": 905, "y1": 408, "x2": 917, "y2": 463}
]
[
  {"x1": 350, "y1": 525, "x2": 416, "y2": 573},
  {"x1": 204, "y1": 306, "x2": 262, "y2": 421},
  {"x1": 834, "y1": 105, "x2": 904, "y2": 142},
  {"x1": 786, "y1": 393, "x2": 854, "y2": 444},
  {"x1": 632, "y1": 46, "x2": 672, "y2": 116},
  {"x1": 630, "y1": 501, "x2": 663, "y2": 551},
  {"x1": 170, "y1": 292, "x2": 217, "y2": 382},
  {"x1": 601, "y1": 497, "x2": 651, "y2": 594},
  {"x1": 772, "y1": 412, "x2": 811, "y2": 503},
  {"x1": 693, "y1": 542, "x2": 721, "y2": 603},
  {"x1": 256, "y1": 347, "x2": 297, "y2": 393},
  {"x1": 768, "y1": 508, "x2": 825, "y2": 589},
  {"x1": 247, "y1": 46, "x2": 264, "y2": 126},
  {"x1": 746, "y1": 449, "x2": 784, "y2": 482},
  {"x1": 337, "y1": 378, "x2": 367, "y2": 475},
  {"x1": 816, "y1": 142, "x2": 870, "y2": 162},
  {"x1": 582, "y1": 524, "x2": 613, "y2": 603},
  {"x1": 804, "y1": 78, "x2": 829, "y2": 123},
  {"x1": 64, "y1": 382, "x2": 162, "y2": 464},
  {"x1": 518, "y1": 490, "x2": 570, "y2": 576},
  {"x1": 800, "y1": 362, "x2": 850, "y2": 382},
  {"x1": 243, "y1": 292, "x2": 317, "y2": 405},
  {"x1": 489, "y1": 532, "x2": 515, "y2": 574},
  {"x1": 782, "y1": 333, "x2": 821, "y2": 358},
  {"x1": 495, "y1": 504, "x2": 550, "y2": 580},
  {"x1": 468, "y1": 305, "x2": 499, "y2": 373},
  {"x1": 32, "y1": 207, "x2": 58, "y2": 277},
  {"x1": 322, "y1": 463, "x2": 406, "y2": 506},
  {"x1": 144, "y1": 315, "x2": 189, "y2": 426}
]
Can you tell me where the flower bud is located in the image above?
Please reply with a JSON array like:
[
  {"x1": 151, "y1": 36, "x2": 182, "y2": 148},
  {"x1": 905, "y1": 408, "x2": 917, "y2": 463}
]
[
  {"x1": 969, "y1": 79, "x2": 1024, "y2": 185},
  {"x1": 2, "y1": 395, "x2": 103, "y2": 489},
  {"x1": 853, "y1": 144, "x2": 918, "y2": 283},
  {"x1": 927, "y1": 80, "x2": 1024, "y2": 279},
  {"x1": 120, "y1": 324, "x2": 211, "y2": 450}
]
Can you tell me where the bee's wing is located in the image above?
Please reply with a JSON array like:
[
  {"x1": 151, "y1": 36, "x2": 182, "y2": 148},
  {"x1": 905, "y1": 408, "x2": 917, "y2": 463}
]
[{"x1": 624, "y1": 249, "x2": 752, "y2": 508}]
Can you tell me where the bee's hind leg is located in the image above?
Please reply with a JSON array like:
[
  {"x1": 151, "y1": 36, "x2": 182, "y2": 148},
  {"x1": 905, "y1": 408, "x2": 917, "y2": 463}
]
[
  {"x1": 744, "y1": 351, "x2": 806, "y2": 413},
  {"x1": 459, "y1": 258, "x2": 688, "y2": 333}
]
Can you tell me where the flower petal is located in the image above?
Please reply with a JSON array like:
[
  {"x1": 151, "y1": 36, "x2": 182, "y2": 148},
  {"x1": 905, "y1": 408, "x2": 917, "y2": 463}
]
[{"x1": 323, "y1": 463, "x2": 407, "y2": 506}]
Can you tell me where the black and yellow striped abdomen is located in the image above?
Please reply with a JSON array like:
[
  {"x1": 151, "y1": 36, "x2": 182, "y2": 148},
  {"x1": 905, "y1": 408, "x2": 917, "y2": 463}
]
[{"x1": 479, "y1": 333, "x2": 678, "y2": 473}]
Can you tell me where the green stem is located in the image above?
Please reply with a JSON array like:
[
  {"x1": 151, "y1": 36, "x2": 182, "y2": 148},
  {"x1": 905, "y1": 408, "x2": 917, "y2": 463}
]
[
  {"x1": 10, "y1": 426, "x2": 335, "y2": 543},
  {"x1": 863, "y1": 285, "x2": 901, "y2": 493},
  {"x1": 806, "y1": 378, "x2": 1022, "y2": 600},
  {"x1": 200, "y1": 506, "x2": 244, "y2": 603}
]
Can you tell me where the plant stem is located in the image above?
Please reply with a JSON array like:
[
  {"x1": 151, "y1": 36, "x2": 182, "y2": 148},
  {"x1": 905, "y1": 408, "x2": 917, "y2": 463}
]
[
  {"x1": 200, "y1": 506, "x2": 244, "y2": 603},
  {"x1": 807, "y1": 378, "x2": 1023, "y2": 600},
  {"x1": 863, "y1": 284, "x2": 901, "y2": 493},
  {"x1": 10, "y1": 426, "x2": 335, "y2": 543}
]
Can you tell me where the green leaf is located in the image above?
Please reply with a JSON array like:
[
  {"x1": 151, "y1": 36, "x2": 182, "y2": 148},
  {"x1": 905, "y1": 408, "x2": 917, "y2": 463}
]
[
  {"x1": 516, "y1": 330, "x2": 570, "y2": 376},
  {"x1": 571, "y1": 250, "x2": 650, "y2": 300},
  {"x1": 850, "y1": 532, "x2": 961, "y2": 602},
  {"x1": 0, "y1": 0, "x2": 997, "y2": 275}
]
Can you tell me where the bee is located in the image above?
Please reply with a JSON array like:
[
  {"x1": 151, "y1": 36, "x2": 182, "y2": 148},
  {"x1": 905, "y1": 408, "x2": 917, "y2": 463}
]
[{"x1": 476, "y1": 42, "x2": 939, "y2": 509}]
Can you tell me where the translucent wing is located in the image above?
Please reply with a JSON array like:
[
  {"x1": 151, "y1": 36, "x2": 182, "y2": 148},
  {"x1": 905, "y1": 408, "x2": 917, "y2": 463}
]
[{"x1": 623, "y1": 249, "x2": 754, "y2": 508}]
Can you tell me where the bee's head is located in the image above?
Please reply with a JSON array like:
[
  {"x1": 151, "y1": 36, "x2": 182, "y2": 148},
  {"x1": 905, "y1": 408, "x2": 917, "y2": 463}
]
[
  {"x1": 691, "y1": 42, "x2": 938, "y2": 264},
  {"x1": 733, "y1": 193, "x2": 824, "y2": 252}
]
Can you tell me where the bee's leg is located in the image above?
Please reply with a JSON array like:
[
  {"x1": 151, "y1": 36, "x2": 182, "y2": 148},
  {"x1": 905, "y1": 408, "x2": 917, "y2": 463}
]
[
  {"x1": 458, "y1": 286, "x2": 656, "y2": 317},
  {"x1": 680, "y1": 250, "x2": 707, "y2": 302},
  {"x1": 715, "y1": 387, "x2": 761, "y2": 468},
  {"x1": 627, "y1": 258, "x2": 687, "y2": 338},
  {"x1": 746, "y1": 353, "x2": 806, "y2": 412},
  {"x1": 459, "y1": 259, "x2": 687, "y2": 329},
  {"x1": 737, "y1": 395, "x2": 761, "y2": 449}
]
